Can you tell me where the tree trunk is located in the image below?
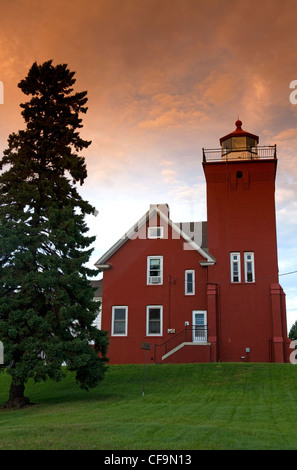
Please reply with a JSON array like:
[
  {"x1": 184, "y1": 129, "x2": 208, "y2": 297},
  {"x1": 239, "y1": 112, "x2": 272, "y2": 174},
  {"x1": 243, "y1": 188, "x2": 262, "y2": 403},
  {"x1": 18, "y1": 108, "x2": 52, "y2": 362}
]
[{"x1": 2, "y1": 382, "x2": 30, "y2": 409}]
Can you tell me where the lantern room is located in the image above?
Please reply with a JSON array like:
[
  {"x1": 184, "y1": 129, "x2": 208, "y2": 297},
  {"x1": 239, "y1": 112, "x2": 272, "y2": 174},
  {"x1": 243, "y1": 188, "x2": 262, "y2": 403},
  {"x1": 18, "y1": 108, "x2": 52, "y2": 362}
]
[{"x1": 220, "y1": 119, "x2": 259, "y2": 160}]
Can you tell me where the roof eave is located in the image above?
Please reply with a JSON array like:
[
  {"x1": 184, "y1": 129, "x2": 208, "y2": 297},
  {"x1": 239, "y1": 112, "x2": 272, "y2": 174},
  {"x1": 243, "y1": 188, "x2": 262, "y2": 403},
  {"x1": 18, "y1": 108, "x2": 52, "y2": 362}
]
[
  {"x1": 95, "y1": 264, "x2": 112, "y2": 271},
  {"x1": 200, "y1": 260, "x2": 216, "y2": 266},
  {"x1": 219, "y1": 131, "x2": 259, "y2": 145}
]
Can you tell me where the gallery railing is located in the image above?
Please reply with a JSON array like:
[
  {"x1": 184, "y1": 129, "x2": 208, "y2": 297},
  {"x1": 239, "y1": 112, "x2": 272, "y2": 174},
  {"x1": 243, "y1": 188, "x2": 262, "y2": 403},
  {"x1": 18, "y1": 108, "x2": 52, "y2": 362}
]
[{"x1": 202, "y1": 145, "x2": 276, "y2": 163}]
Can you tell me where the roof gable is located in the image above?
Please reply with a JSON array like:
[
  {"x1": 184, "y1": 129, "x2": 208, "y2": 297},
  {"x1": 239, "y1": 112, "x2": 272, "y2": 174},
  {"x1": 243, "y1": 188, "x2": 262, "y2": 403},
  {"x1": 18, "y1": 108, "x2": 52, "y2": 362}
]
[{"x1": 95, "y1": 204, "x2": 215, "y2": 269}]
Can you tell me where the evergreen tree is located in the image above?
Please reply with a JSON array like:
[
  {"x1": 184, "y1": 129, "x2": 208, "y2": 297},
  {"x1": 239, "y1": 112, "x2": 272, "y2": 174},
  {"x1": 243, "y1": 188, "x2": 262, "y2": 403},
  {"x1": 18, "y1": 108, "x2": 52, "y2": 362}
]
[
  {"x1": 289, "y1": 321, "x2": 297, "y2": 341},
  {"x1": 0, "y1": 60, "x2": 108, "y2": 408}
]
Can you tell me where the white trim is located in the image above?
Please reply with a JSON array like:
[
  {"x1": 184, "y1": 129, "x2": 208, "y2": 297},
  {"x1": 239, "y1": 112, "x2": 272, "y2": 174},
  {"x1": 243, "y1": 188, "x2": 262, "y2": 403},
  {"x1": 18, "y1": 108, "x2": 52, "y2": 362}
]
[
  {"x1": 230, "y1": 252, "x2": 241, "y2": 283},
  {"x1": 185, "y1": 269, "x2": 195, "y2": 295},
  {"x1": 147, "y1": 256, "x2": 163, "y2": 285},
  {"x1": 96, "y1": 264, "x2": 111, "y2": 271},
  {"x1": 200, "y1": 260, "x2": 215, "y2": 266},
  {"x1": 146, "y1": 305, "x2": 163, "y2": 336},
  {"x1": 244, "y1": 252, "x2": 255, "y2": 283},
  {"x1": 111, "y1": 306, "x2": 128, "y2": 336},
  {"x1": 192, "y1": 310, "x2": 207, "y2": 342}
]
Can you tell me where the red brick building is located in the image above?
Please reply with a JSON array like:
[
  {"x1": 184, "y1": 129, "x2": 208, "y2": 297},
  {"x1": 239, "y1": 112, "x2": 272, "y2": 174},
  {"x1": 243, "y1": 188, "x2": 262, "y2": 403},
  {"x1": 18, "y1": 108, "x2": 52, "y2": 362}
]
[{"x1": 95, "y1": 121, "x2": 290, "y2": 364}]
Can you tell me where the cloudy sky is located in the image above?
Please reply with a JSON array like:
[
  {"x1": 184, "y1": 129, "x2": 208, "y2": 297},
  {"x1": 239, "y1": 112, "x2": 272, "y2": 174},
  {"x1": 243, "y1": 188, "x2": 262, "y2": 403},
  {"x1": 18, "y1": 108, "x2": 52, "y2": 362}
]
[{"x1": 0, "y1": 0, "x2": 296, "y2": 328}]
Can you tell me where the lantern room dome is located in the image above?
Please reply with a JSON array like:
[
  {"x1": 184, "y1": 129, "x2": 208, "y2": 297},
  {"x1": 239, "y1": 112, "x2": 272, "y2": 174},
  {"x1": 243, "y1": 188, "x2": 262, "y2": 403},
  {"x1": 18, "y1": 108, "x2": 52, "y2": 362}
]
[{"x1": 220, "y1": 120, "x2": 259, "y2": 146}]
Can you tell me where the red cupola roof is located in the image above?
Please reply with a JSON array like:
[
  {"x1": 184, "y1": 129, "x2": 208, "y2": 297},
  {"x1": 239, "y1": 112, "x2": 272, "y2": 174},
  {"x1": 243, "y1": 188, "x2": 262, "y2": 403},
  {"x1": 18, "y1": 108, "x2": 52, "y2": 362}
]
[{"x1": 220, "y1": 120, "x2": 259, "y2": 145}]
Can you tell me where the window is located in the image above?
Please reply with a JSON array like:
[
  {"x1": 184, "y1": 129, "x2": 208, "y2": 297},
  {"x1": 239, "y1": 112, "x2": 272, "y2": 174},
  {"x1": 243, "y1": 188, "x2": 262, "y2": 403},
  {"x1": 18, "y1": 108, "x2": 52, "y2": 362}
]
[
  {"x1": 146, "y1": 306, "x2": 163, "y2": 336},
  {"x1": 111, "y1": 306, "x2": 128, "y2": 336},
  {"x1": 147, "y1": 256, "x2": 163, "y2": 285},
  {"x1": 148, "y1": 226, "x2": 163, "y2": 239},
  {"x1": 230, "y1": 252, "x2": 255, "y2": 283},
  {"x1": 185, "y1": 270, "x2": 195, "y2": 295},
  {"x1": 230, "y1": 252, "x2": 241, "y2": 283},
  {"x1": 244, "y1": 252, "x2": 255, "y2": 283},
  {"x1": 192, "y1": 310, "x2": 207, "y2": 342}
]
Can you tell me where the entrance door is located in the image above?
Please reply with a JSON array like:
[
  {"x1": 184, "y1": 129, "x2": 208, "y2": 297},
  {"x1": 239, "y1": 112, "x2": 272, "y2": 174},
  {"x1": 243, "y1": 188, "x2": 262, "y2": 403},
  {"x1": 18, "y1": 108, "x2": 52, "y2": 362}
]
[{"x1": 192, "y1": 311, "x2": 207, "y2": 342}]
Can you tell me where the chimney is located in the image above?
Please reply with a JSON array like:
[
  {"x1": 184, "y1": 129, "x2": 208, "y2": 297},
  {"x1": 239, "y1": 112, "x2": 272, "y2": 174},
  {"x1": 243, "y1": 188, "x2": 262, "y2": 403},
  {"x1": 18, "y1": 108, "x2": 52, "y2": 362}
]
[{"x1": 150, "y1": 203, "x2": 170, "y2": 219}]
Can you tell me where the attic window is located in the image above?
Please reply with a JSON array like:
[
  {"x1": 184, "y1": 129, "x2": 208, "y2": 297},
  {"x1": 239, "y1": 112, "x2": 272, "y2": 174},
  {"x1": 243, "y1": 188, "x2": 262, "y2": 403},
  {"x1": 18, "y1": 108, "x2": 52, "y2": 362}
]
[{"x1": 148, "y1": 226, "x2": 163, "y2": 239}]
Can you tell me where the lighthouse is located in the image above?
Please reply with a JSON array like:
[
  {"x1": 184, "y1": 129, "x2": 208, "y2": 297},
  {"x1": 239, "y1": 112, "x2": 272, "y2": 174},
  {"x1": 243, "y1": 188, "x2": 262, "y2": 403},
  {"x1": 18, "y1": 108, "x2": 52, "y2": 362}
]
[{"x1": 202, "y1": 120, "x2": 288, "y2": 362}]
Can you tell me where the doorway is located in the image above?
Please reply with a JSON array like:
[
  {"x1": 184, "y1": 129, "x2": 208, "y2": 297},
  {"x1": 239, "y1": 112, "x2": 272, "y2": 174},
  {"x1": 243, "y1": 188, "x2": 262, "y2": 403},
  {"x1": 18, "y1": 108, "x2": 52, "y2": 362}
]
[{"x1": 192, "y1": 310, "x2": 207, "y2": 342}]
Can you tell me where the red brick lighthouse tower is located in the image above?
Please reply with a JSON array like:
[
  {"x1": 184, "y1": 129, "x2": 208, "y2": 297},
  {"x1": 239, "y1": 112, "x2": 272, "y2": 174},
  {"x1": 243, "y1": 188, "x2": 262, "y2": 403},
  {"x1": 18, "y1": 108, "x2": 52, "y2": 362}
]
[{"x1": 203, "y1": 120, "x2": 289, "y2": 363}]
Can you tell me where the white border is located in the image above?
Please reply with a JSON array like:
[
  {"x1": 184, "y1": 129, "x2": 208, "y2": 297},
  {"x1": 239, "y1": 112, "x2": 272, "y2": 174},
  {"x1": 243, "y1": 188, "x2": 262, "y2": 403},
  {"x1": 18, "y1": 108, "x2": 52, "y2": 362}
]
[
  {"x1": 111, "y1": 306, "x2": 128, "y2": 336},
  {"x1": 146, "y1": 305, "x2": 163, "y2": 336},
  {"x1": 185, "y1": 269, "x2": 195, "y2": 295},
  {"x1": 147, "y1": 255, "x2": 163, "y2": 285}
]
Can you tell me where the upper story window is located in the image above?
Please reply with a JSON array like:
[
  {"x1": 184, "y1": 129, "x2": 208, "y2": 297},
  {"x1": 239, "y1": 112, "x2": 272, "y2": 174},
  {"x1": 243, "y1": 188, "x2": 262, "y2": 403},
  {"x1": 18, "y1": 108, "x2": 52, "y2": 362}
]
[
  {"x1": 147, "y1": 256, "x2": 163, "y2": 285},
  {"x1": 244, "y1": 252, "x2": 255, "y2": 283},
  {"x1": 185, "y1": 270, "x2": 195, "y2": 295},
  {"x1": 230, "y1": 252, "x2": 241, "y2": 283},
  {"x1": 148, "y1": 226, "x2": 163, "y2": 239},
  {"x1": 111, "y1": 306, "x2": 128, "y2": 336},
  {"x1": 230, "y1": 252, "x2": 255, "y2": 283}
]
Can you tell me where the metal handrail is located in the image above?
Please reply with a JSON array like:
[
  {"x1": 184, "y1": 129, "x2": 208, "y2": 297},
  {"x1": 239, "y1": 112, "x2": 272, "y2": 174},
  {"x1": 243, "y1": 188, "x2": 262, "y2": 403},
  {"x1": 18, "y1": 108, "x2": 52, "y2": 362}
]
[
  {"x1": 154, "y1": 325, "x2": 208, "y2": 363},
  {"x1": 202, "y1": 145, "x2": 276, "y2": 163}
]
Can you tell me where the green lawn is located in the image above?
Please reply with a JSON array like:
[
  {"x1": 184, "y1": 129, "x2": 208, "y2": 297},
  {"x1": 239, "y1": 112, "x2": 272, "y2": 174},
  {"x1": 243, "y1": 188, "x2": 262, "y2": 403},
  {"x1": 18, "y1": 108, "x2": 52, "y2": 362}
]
[{"x1": 0, "y1": 362, "x2": 297, "y2": 450}]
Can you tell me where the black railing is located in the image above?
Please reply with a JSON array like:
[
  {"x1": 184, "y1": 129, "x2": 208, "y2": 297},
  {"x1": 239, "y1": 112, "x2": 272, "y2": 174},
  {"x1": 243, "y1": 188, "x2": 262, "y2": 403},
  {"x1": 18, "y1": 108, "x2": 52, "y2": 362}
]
[
  {"x1": 154, "y1": 325, "x2": 208, "y2": 363},
  {"x1": 202, "y1": 145, "x2": 276, "y2": 163}
]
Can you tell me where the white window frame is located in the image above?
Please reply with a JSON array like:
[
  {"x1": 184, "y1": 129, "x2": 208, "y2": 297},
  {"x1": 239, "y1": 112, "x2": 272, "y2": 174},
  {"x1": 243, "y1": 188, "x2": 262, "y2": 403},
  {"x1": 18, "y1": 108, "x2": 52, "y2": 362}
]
[
  {"x1": 148, "y1": 226, "x2": 164, "y2": 239},
  {"x1": 244, "y1": 252, "x2": 255, "y2": 283},
  {"x1": 147, "y1": 256, "x2": 163, "y2": 285},
  {"x1": 185, "y1": 270, "x2": 195, "y2": 295},
  {"x1": 192, "y1": 310, "x2": 207, "y2": 342},
  {"x1": 146, "y1": 305, "x2": 163, "y2": 336},
  {"x1": 230, "y1": 252, "x2": 241, "y2": 283},
  {"x1": 111, "y1": 306, "x2": 128, "y2": 336}
]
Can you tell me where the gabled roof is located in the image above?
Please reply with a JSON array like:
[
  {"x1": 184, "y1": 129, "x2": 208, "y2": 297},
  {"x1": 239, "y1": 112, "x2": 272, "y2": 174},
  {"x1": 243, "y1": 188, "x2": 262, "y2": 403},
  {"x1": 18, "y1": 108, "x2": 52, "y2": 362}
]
[{"x1": 94, "y1": 204, "x2": 216, "y2": 270}]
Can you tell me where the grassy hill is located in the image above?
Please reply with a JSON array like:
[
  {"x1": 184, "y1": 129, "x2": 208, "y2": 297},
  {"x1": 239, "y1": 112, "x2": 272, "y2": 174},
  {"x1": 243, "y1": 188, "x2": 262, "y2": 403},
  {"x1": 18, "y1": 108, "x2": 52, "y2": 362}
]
[{"x1": 0, "y1": 362, "x2": 297, "y2": 450}]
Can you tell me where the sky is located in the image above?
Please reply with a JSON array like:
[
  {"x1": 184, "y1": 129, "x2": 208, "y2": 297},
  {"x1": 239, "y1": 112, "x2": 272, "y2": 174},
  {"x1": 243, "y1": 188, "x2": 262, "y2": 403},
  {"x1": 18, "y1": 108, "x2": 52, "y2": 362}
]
[{"x1": 0, "y1": 0, "x2": 296, "y2": 328}]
